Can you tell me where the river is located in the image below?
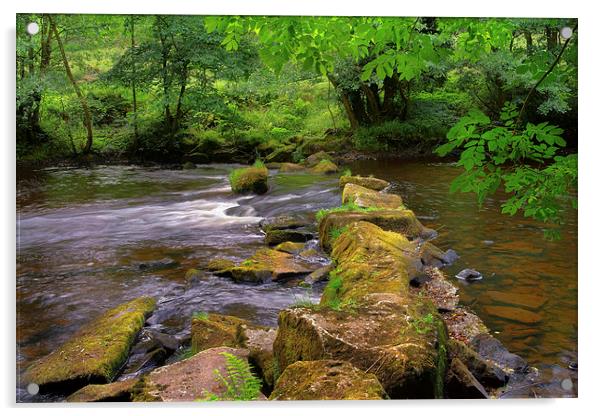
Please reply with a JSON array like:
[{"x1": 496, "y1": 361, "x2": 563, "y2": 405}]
[{"x1": 16, "y1": 160, "x2": 577, "y2": 400}]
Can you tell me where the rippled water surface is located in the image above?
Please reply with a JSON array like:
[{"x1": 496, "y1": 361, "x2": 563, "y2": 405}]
[{"x1": 16, "y1": 161, "x2": 577, "y2": 400}]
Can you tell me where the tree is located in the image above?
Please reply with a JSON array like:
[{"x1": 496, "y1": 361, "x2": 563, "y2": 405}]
[{"x1": 49, "y1": 15, "x2": 94, "y2": 154}]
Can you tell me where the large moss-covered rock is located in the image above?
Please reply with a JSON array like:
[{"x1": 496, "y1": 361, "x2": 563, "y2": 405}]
[
  {"x1": 191, "y1": 313, "x2": 248, "y2": 354},
  {"x1": 278, "y1": 162, "x2": 305, "y2": 172},
  {"x1": 273, "y1": 293, "x2": 448, "y2": 399},
  {"x1": 66, "y1": 378, "x2": 138, "y2": 402},
  {"x1": 224, "y1": 248, "x2": 318, "y2": 283},
  {"x1": 269, "y1": 360, "x2": 387, "y2": 400},
  {"x1": 22, "y1": 297, "x2": 156, "y2": 393},
  {"x1": 305, "y1": 151, "x2": 332, "y2": 167},
  {"x1": 322, "y1": 221, "x2": 420, "y2": 304},
  {"x1": 132, "y1": 347, "x2": 259, "y2": 402},
  {"x1": 229, "y1": 166, "x2": 269, "y2": 194},
  {"x1": 310, "y1": 159, "x2": 338, "y2": 174},
  {"x1": 342, "y1": 183, "x2": 403, "y2": 209},
  {"x1": 339, "y1": 175, "x2": 389, "y2": 191},
  {"x1": 318, "y1": 209, "x2": 436, "y2": 252}
]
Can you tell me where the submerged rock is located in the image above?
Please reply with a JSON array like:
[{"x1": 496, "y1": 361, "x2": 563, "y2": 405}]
[
  {"x1": 223, "y1": 248, "x2": 318, "y2": 283},
  {"x1": 273, "y1": 293, "x2": 448, "y2": 399},
  {"x1": 270, "y1": 360, "x2": 387, "y2": 400},
  {"x1": 318, "y1": 209, "x2": 437, "y2": 253},
  {"x1": 483, "y1": 305, "x2": 543, "y2": 324},
  {"x1": 264, "y1": 229, "x2": 314, "y2": 246},
  {"x1": 22, "y1": 297, "x2": 156, "y2": 393},
  {"x1": 339, "y1": 175, "x2": 389, "y2": 191},
  {"x1": 310, "y1": 159, "x2": 338, "y2": 174},
  {"x1": 324, "y1": 221, "x2": 420, "y2": 303},
  {"x1": 342, "y1": 183, "x2": 403, "y2": 209},
  {"x1": 273, "y1": 241, "x2": 306, "y2": 254},
  {"x1": 455, "y1": 268, "x2": 483, "y2": 281},
  {"x1": 132, "y1": 347, "x2": 259, "y2": 401},
  {"x1": 184, "y1": 268, "x2": 204, "y2": 285},
  {"x1": 138, "y1": 258, "x2": 179, "y2": 272},
  {"x1": 484, "y1": 290, "x2": 547, "y2": 310},
  {"x1": 67, "y1": 378, "x2": 139, "y2": 402},
  {"x1": 229, "y1": 166, "x2": 269, "y2": 194}
]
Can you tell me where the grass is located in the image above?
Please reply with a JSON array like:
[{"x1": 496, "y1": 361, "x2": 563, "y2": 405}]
[
  {"x1": 192, "y1": 311, "x2": 209, "y2": 321},
  {"x1": 329, "y1": 225, "x2": 349, "y2": 242},
  {"x1": 315, "y1": 201, "x2": 381, "y2": 223}
]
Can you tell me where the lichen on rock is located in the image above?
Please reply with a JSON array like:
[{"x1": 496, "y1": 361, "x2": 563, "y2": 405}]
[
  {"x1": 22, "y1": 297, "x2": 156, "y2": 393},
  {"x1": 339, "y1": 175, "x2": 389, "y2": 191},
  {"x1": 342, "y1": 183, "x2": 404, "y2": 209},
  {"x1": 269, "y1": 360, "x2": 387, "y2": 400},
  {"x1": 225, "y1": 248, "x2": 318, "y2": 283}
]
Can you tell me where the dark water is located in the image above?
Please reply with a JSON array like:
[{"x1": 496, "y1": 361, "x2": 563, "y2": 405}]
[{"x1": 16, "y1": 161, "x2": 577, "y2": 400}]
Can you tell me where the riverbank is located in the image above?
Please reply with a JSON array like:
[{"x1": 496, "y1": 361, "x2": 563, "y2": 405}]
[{"x1": 16, "y1": 161, "x2": 577, "y2": 401}]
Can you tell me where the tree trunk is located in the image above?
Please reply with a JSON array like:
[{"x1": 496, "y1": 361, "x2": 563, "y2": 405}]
[
  {"x1": 130, "y1": 16, "x2": 138, "y2": 145},
  {"x1": 50, "y1": 16, "x2": 93, "y2": 154},
  {"x1": 156, "y1": 17, "x2": 173, "y2": 128},
  {"x1": 29, "y1": 14, "x2": 52, "y2": 140},
  {"x1": 173, "y1": 60, "x2": 189, "y2": 131},
  {"x1": 546, "y1": 27, "x2": 558, "y2": 51},
  {"x1": 524, "y1": 31, "x2": 533, "y2": 55}
]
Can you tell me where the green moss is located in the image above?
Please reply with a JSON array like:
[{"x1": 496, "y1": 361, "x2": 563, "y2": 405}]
[
  {"x1": 310, "y1": 159, "x2": 338, "y2": 174},
  {"x1": 23, "y1": 297, "x2": 156, "y2": 390},
  {"x1": 192, "y1": 311, "x2": 209, "y2": 320},
  {"x1": 316, "y1": 201, "x2": 380, "y2": 223},
  {"x1": 229, "y1": 164, "x2": 269, "y2": 194}
]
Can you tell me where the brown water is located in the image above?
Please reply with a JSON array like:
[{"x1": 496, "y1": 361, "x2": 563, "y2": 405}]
[{"x1": 16, "y1": 161, "x2": 577, "y2": 400}]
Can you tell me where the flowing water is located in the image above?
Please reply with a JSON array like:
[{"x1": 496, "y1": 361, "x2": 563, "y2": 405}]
[{"x1": 16, "y1": 160, "x2": 577, "y2": 400}]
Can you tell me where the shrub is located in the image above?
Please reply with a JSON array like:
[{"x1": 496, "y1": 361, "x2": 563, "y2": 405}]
[{"x1": 201, "y1": 352, "x2": 262, "y2": 401}]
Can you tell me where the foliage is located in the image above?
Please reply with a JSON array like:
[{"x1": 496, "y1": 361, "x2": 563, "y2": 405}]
[
  {"x1": 435, "y1": 103, "x2": 577, "y2": 238},
  {"x1": 201, "y1": 352, "x2": 262, "y2": 401},
  {"x1": 329, "y1": 225, "x2": 349, "y2": 242}
]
